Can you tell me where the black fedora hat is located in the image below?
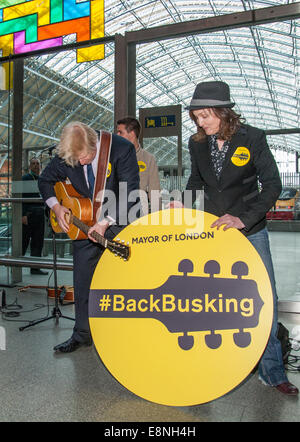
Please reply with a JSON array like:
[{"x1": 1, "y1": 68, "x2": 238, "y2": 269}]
[{"x1": 185, "y1": 81, "x2": 235, "y2": 110}]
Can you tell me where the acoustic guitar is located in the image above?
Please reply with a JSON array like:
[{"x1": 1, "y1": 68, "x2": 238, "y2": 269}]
[{"x1": 50, "y1": 181, "x2": 130, "y2": 261}]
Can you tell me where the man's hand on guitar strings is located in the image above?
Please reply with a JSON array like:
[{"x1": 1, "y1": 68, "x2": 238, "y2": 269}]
[
  {"x1": 52, "y1": 203, "x2": 70, "y2": 233},
  {"x1": 87, "y1": 219, "x2": 110, "y2": 243}
]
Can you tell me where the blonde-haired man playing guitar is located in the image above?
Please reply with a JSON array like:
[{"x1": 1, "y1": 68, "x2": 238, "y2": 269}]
[{"x1": 39, "y1": 121, "x2": 140, "y2": 353}]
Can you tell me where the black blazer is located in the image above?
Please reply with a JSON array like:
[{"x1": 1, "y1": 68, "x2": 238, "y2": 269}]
[
  {"x1": 38, "y1": 133, "x2": 140, "y2": 226},
  {"x1": 22, "y1": 172, "x2": 44, "y2": 217},
  {"x1": 186, "y1": 124, "x2": 282, "y2": 236}
]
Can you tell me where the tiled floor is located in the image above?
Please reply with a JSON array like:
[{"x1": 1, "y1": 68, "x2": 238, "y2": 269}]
[{"x1": 0, "y1": 231, "x2": 299, "y2": 422}]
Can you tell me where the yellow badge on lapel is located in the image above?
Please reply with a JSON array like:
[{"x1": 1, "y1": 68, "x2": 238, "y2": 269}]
[
  {"x1": 138, "y1": 161, "x2": 147, "y2": 173},
  {"x1": 107, "y1": 162, "x2": 111, "y2": 178},
  {"x1": 231, "y1": 147, "x2": 250, "y2": 167}
]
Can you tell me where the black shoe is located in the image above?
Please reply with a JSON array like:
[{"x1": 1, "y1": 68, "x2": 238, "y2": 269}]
[
  {"x1": 53, "y1": 336, "x2": 92, "y2": 353},
  {"x1": 31, "y1": 269, "x2": 48, "y2": 275}
]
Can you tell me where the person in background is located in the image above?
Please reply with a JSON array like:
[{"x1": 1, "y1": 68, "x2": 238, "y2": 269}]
[
  {"x1": 22, "y1": 157, "x2": 48, "y2": 275},
  {"x1": 182, "y1": 80, "x2": 298, "y2": 396},
  {"x1": 117, "y1": 117, "x2": 161, "y2": 215}
]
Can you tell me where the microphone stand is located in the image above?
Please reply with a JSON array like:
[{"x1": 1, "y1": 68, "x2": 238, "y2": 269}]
[
  {"x1": 19, "y1": 145, "x2": 74, "y2": 331},
  {"x1": 19, "y1": 228, "x2": 75, "y2": 331}
]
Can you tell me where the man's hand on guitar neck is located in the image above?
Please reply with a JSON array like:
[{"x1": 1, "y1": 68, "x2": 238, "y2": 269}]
[
  {"x1": 52, "y1": 203, "x2": 70, "y2": 233},
  {"x1": 87, "y1": 219, "x2": 110, "y2": 243}
]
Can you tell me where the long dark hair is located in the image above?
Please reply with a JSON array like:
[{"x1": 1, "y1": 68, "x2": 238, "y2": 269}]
[{"x1": 189, "y1": 108, "x2": 244, "y2": 142}]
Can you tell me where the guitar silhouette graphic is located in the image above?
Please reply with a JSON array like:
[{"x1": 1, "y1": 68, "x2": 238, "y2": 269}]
[{"x1": 89, "y1": 259, "x2": 264, "y2": 350}]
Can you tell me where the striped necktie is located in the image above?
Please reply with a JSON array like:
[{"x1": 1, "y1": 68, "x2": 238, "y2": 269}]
[{"x1": 87, "y1": 163, "x2": 95, "y2": 199}]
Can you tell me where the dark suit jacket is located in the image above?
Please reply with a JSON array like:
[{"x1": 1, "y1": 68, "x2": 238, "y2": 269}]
[
  {"x1": 186, "y1": 124, "x2": 282, "y2": 236},
  {"x1": 38, "y1": 133, "x2": 140, "y2": 227},
  {"x1": 22, "y1": 172, "x2": 45, "y2": 217}
]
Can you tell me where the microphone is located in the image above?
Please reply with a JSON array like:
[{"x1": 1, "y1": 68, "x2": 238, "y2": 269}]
[
  {"x1": 46, "y1": 145, "x2": 56, "y2": 157},
  {"x1": 38, "y1": 144, "x2": 57, "y2": 157}
]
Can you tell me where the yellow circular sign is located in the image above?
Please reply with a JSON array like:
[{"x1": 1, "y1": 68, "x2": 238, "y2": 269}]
[
  {"x1": 138, "y1": 160, "x2": 147, "y2": 173},
  {"x1": 89, "y1": 209, "x2": 273, "y2": 406},
  {"x1": 231, "y1": 146, "x2": 250, "y2": 166}
]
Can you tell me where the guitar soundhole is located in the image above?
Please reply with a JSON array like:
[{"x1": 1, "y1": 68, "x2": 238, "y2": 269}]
[{"x1": 65, "y1": 210, "x2": 71, "y2": 225}]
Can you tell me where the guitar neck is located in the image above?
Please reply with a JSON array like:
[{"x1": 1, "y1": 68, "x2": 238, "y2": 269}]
[{"x1": 72, "y1": 215, "x2": 107, "y2": 247}]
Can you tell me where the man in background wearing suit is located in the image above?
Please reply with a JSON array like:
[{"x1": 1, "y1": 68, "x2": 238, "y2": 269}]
[
  {"x1": 22, "y1": 157, "x2": 48, "y2": 275},
  {"x1": 38, "y1": 121, "x2": 140, "y2": 353}
]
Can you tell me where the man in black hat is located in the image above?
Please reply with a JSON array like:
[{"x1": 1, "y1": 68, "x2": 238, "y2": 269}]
[{"x1": 182, "y1": 80, "x2": 298, "y2": 396}]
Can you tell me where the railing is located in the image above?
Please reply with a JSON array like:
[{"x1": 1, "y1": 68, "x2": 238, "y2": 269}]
[
  {"x1": 0, "y1": 196, "x2": 73, "y2": 260},
  {"x1": 280, "y1": 172, "x2": 300, "y2": 188},
  {"x1": 0, "y1": 236, "x2": 72, "y2": 257},
  {"x1": 0, "y1": 256, "x2": 73, "y2": 271},
  {"x1": 160, "y1": 173, "x2": 300, "y2": 191},
  {"x1": 160, "y1": 176, "x2": 189, "y2": 192}
]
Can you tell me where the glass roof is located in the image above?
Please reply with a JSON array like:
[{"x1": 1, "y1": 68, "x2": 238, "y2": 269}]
[{"x1": 0, "y1": 0, "x2": 299, "y2": 172}]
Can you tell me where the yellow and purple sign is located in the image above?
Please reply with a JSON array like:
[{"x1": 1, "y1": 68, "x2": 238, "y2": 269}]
[{"x1": 89, "y1": 209, "x2": 273, "y2": 406}]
